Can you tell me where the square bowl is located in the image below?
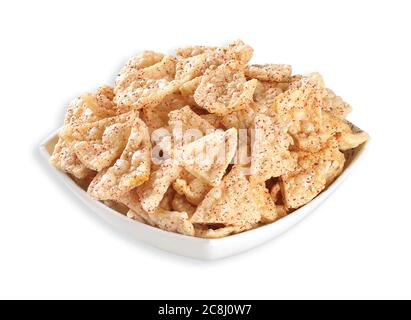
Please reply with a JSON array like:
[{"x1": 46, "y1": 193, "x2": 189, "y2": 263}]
[{"x1": 40, "y1": 127, "x2": 369, "y2": 260}]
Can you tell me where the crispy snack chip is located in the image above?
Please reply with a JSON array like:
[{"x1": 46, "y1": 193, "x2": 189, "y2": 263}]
[
  {"x1": 181, "y1": 128, "x2": 237, "y2": 187},
  {"x1": 191, "y1": 166, "x2": 262, "y2": 230},
  {"x1": 64, "y1": 87, "x2": 116, "y2": 127},
  {"x1": 87, "y1": 118, "x2": 151, "y2": 200},
  {"x1": 136, "y1": 159, "x2": 182, "y2": 214},
  {"x1": 121, "y1": 191, "x2": 194, "y2": 236},
  {"x1": 281, "y1": 141, "x2": 345, "y2": 209},
  {"x1": 179, "y1": 77, "x2": 201, "y2": 106},
  {"x1": 173, "y1": 173, "x2": 211, "y2": 205},
  {"x1": 253, "y1": 80, "x2": 284, "y2": 115},
  {"x1": 168, "y1": 105, "x2": 215, "y2": 136},
  {"x1": 114, "y1": 56, "x2": 180, "y2": 110},
  {"x1": 142, "y1": 93, "x2": 187, "y2": 132},
  {"x1": 50, "y1": 138, "x2": 94, "y2": 179},
  {"x1": 194, "y1": 60, "x2": 258, "y2": 116},
  {"x1": 251, "y1": 114, "x2": 296, "y2": 181},
  {"x1": 73, "y1": 121, "x2": 132, "y2": 172},
  {"x1": 245, "y1": 64, "x2": 292, "y2": 82},
  {"x1": 171, "y1": 193, "x2": 196, "y2": 217},
  {"x1": 251, "y1": 182, "x2": 278, "y2": 223}
]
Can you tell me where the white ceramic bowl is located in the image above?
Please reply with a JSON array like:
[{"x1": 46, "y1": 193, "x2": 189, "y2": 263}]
[{"x1": 40, "y1": 128, "x2": 368, "y2": 260}]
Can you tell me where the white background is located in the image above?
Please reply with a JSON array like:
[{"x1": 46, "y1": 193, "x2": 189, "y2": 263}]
[{"x1": 1, "y1": 0, "x2": 410, "y2": 300}]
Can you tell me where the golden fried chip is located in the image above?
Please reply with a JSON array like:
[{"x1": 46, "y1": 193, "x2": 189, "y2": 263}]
[
  {"x1": 158, "y1": 187, "x2": 175, "y2": 211},
  {"x1": 64, "y1": 93, "x2": 108, "y2": 128},
  {"x1": 251, "y1": 182, "x2": 278, "y2": 223},
  {"x1": 281, "y1": 141, "x2": 345, "y2": 209},
  {"x1": 87, "y1": 118, "x2": 151, "y2": 200},
  {"x1": 253, "y1": 80, "x2": 283, "y2": 115},
  {"x1": 168, "y1": 106, "x2": 215, "y2": 137},
  {"x1": 323, "y1": 88, "x2": 352, "y2": 118},
  {"x1": 142, "y1": 93, "x2": 187, "y2": 132},
  {"x1": 115, "y1": 51, "x2": 165, "y2": 91},
  {"x1": 60, "y1": 111, "x2": 136, "y2": 141},
  {"x1": 179, "y1": 77, "x2": 201, "y2": 106},
  {"x1": 50, "y1": 138, "x2": 94, "y2": 179},
  {"x1": 80, "y1": 85, "x2": 121, "y2": 118},
  {"x1": 74, "y1": 121, "x2": 132, "y2": 172},
  {"x1": 114, "y1": 55, "x2": 180, "y2": 110},
  {"x1": 176, "y1": 40, "x2": 253, "y2": 66},
  {"x1": 191, "y1": 166, "x2": 261, "y2": 229},
  {"x1": 338, "y1": 130, "x2": 369, "y2": 151},
  {"x1": 175, "y1": 45, "x2": 214, "y2": 58},
  {"x1": 171, "y1": 193, "x2": 196, "y2": 217},
  {"x1": 273, "y1": 75, "x2": 324, "y2": 129},
  {"x1": 136, "y1": 159, "x2": 182, "y2": 214},
  {"x1": 173, "y1": 173, "x2": 211, "y2": 205},
  {"x1": 175, "y1": 54, "x2": 207, "y2": 82},
  {"x1": 194, "y1": 60, "x2": 257, "y2": 116},
  {"x1": 221, "y1": 108, "x2": 255, "y2": 129},
  {"x1": 250, "y1": 114, "x2": 296, "y2": 182},
  {"x1": 245, "y1": 64, "x2": 292, "y2": 82},
  {"x1": 181, "y1": 128, "x2": 237, "y2": 187},
  {"x1": 122, "y1": 191, "x2": 194, "y2": 236}
]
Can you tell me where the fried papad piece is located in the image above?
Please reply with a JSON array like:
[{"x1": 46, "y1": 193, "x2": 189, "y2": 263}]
[
  {"x1": 179, "y1": 76, "x2": 201, "y2": 106},
  {"x1": 175, "y1": 45, "x2": 215, "y2": 58},
  {"x1": 175, "y1": 53, "x2": 208, "y2": 83},
  {"x1": 158, "y1": 186, "x2": 175, "y2": 211},
  {"x1": 60, "y1": 112, "x2": 137, "y2": 172},
  {"x1": 321, "y1": 112, "x2": 369, "y2": 151},
  {"x1": 245, "y1": 64, "x2": 292, "y2": 82},
  {"x1": 251, "y1": 182, "x2": 278, "y2": 223},
  {"x1": 142, "y1": 93, "x2": 187, "y2": 132},
  {"x1": 64, "y1": 85, "x2": 119, "y2": 129},
  {"x1": 280, "y1": 140, "x2": 345, "y2": 209},
  {"x1": 273, "y1": 75, "x2": 324, "y2": 130},
  {"x1": 253, "y1": 80, "x2": 284, "y2": 115},
  {"x1": 114, "y1": 55, "x2": 180, "y2": 110},
  {"x1": 173, "y1": 172, "x2": 211, "y2": 205},
  {"x1": 50, "y1": 138, "x2": 94, "y2": 179},
  {"x1": 194, "y1": 60, "x2": 257, "y2": 116},
  {"x1": 191, "y1": 166, "x2": 262, "y2": 231},
  {"x1": 273, "y1": 75, "x2": 335, "y2": 152},
  {"x1": 59, "y1": 111, "x2": 136, "y2": 141},
  {"x1": 81, "y1": 85, "x2": 126, "y2": 117},
  {"x1": 250, "y1": 114, "x2": 296, "y2": 182},
  {"x1": 221, "y1": 107, "x2": 255, "y2": 129},
  {"x1": 171, "y1": 193, "x2": 196, "y2": 217},
  {"x1": 181, "y1": 128, "x2": 237, "y2": 187},
  {"x1": 87, "y1": 118, "x2": 151, "y2": 200},
  {"x1": 115, "y1": 51, "x2": 165, "y2": 93},
  {"x1": 168, "y1": 105, "x2": 216, "y2": 137},
  {"x1": 121, "y1": 191, "x2": 194, "y2": 236},
  {"x1": 323, "y1": 88, "x2": 352, "y2": 118},
  {"x1": 176, "y1": 40, "x2": 253, "y2": 66},
  {"x1": 304, "y1": 73, "x2": 352, "y2": 118},
  {"x1": 136, "y1": 159, "x2": 182, "y2": 214}
]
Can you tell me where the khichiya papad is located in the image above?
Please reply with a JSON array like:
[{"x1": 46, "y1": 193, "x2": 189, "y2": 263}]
[{"x1": 50, "y1": 40, "x2": 368, "y2": 238}]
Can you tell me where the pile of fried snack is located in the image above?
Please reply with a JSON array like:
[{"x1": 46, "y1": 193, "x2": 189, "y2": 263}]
[{"x1": 50, "y1": 40, "x2": 368, "y2": 238}]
